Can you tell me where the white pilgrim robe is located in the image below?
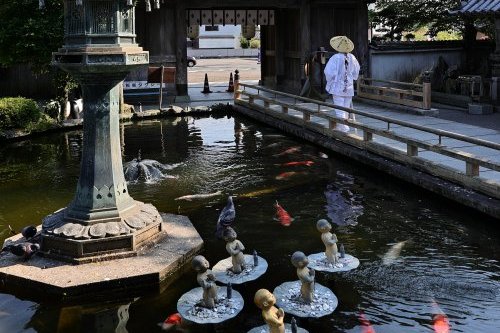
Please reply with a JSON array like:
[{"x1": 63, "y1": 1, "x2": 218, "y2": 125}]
[{"x1": 324, "y1": 53, "x2": 360, "y2": 97}]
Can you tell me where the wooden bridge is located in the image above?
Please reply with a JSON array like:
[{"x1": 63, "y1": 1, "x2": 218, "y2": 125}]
[{"x1": 233, "y1": 82, "x2": 500, "y2": 219}]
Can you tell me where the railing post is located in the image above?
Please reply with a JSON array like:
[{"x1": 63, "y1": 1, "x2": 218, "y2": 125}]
[
  {"x1": 234, "y1": 69, "x2": 240, "y2": 100},
  {"x1": 466, "y1": 161, "x2": 480, "y2": 177},
  {"x1": 282, "y1": 106, "x2": 288, "y2": 114},
  {"x1": 363, "y1": 131, "x2": 373, "y2": 141},
  {"x1": 304, "y1": 113, "x2": 310, "y2": 122},
  {"x1": 422, "y1": 71, "x2": 431, "y2": 110},
  {"x1": 264, "y1": 100, "x2": 270, "y2": 108},
  {"x1": 357, "y1": 75, "x2": 363, "y2": 96},
  {"x1": 329, "y1": 119, "x2": 336, "y2": 129},
  {"x1": 407, "y1": 144, "x2": 418, "y2": 157}
]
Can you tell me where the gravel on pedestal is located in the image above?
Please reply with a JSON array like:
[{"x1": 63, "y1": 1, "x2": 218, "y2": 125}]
[
  {"x1": 307, "y1": 253, "x2": 360, "y2": 273},
  {"x1": 212, "y1": 255, "x2": 268, "y2": 284},
  {"x1": 248, "y1": 323, "x2": 309, "y2": 333},
  {"x1": 177, "y1": 287, "x2": 244, "y2": 324},
  {"x1": 273, "y1": 281, "x2": 337, "y2": 318}
]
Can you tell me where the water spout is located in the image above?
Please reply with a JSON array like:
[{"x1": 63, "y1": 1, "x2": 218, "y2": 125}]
[{"x1": 124, "y1": 151, "x2": 179, "y2": 183}]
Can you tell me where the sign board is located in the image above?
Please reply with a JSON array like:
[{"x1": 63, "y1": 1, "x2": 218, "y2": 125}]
[
  {"x1": 147, "y1": 66, "x2": 176, "y2": 84},
  {"x1": 124, "y1": 81, "x2": 165, "y2": 90}
]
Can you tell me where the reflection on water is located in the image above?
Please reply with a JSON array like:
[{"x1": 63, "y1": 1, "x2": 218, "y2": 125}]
[{"x1": 0, "y1": 115, "x2": 499, "y2": 333}]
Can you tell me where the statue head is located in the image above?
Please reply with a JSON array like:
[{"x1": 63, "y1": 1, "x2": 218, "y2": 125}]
[
  {"x1": 192, "y1": 255, "x2": 209, "y2": 273},
  {"x1": 316, "y1": 219, "x2": 332, "y2": 233},
  {"x1": 223, "y1": 227, "x2": 237, "y2": 242},
  {"x1": 254, "y1": 289, "x2": 276, "y2": 310},
  {"x1": 291, "y1": 251, "x2": 309, "y2": 269}
]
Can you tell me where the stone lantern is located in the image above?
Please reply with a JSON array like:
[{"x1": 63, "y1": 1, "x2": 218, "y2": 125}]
[{"x1": 44, "y1": 0, "x2": 165, "y2": 263}]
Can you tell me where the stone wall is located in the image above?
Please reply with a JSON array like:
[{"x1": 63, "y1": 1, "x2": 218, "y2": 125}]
[{"x1": 368, "y1": 41, "x2": 494, "y2": 83}]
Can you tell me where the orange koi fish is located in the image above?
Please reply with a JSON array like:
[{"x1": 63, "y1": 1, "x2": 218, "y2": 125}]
[
  {"x1": 275, "y1": 171, "x2": 303, "y2": 180},
  {"x1": 274, "y1": 201, "x2": 293, "y2": 226},
  {"x1": 359, "y1": 311, "x2": 376, "y2": 333},
  {"x1": 432, "y1": 300, "x2": 450, "y2": 333},
  {"x1": 282, "y1": 161, "x2": 314, "y2": 167},
  {"x1": 159, "y1": 313, "x2": 183, "y2": 331}
]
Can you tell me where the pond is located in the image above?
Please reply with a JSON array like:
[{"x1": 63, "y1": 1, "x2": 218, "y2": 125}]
[{"x1": 0, "y1": 115, "x2": 499, "y2": 333}]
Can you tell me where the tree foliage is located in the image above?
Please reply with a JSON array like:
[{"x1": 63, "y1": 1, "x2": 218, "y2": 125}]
[
  {"x1": 370, "y1": 0, "x2": 465, "y2": 41},
  {"x1": 0, "y1": 0, "x2": 63, "y2": 73}
]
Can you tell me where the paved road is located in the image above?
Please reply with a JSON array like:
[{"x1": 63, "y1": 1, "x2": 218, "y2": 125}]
[{"x1": 188, "y1": 58, "x2": 260, "y2": 84}]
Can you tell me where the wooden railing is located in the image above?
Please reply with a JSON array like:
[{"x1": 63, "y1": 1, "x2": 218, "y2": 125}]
[
  {"x1": 234, "y1": 83, "x2": 500, "y2": 199},
  {"x1": 356, "y1": 76, "x2": 431, "y2": 110}
]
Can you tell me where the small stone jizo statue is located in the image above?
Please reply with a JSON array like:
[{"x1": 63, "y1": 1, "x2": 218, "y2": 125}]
[
  {"x1": 192, "y1": 255, "x2": 218, "y2": 308},
  {"x1": 316, "y1": 219, "x2": 338, "y2": 265},
  {"x1": 223, "y1": 227, "x2": 246, "y2": 274},
  {"x1": 254, "y1": 289, "x2": 285, "y2": 333},
  {"x1": 291, "y1": 251, "x2": 315, "y2": 303}
]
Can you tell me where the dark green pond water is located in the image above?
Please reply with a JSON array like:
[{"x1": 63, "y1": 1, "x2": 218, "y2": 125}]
[{"x1": 0, "y1": 115, "x2": 499, "y2": 333}]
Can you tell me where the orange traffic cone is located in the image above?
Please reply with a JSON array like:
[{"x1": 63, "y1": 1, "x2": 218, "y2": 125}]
[
  {"x1": 201, "y1": 73, "x2": 212, "y2": 94},
  {"x1": 226, "y1": 72, "x2": 234, "y2": 93}
]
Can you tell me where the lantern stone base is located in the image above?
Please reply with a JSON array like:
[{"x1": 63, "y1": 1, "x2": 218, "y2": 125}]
[
  {"x1": 40, "y1": 221, "x2": 164, "y2": 264},
  {"x1": 0, "y1": 214, "x2": 203, "y2": 301}
]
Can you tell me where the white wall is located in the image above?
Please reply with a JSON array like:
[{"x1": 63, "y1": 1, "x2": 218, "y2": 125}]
[{"x1": 199, "y1": 25, "x2": 242, "y2": 49}]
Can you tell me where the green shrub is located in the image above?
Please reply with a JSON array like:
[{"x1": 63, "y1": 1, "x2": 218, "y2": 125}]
[
  {"x1": 249, "y1": 38, "x2": 260, "y2": 49},
  {"x1": 240, "y1": 36, "x2": 249, "y2": 49},
  {"x1": 25, "y1": 113, "x2": 58, "y2": 133},
  {"x1": 0, "y1": 97, "x2": 41, "y2": 130}
]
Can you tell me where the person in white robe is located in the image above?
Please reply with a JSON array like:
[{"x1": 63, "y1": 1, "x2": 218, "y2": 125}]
[{"x1": 324, "y1": 36, "x2": 360, "y2": 132}]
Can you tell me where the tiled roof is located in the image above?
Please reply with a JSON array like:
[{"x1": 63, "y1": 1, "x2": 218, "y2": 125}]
[{"x1": 452, "y1": 0, "x2": 500, "y2": 14}]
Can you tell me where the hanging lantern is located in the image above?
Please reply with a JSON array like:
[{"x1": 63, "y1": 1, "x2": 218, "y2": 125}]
[
  {"x1": 76, "y1": 0, "x2": 82, "y2": 6},
  {"x1": 38, "y1": 0, "x2": 45, "y2": 9},
  {"x1": 153, "y1": 0, "x2": 160, "y2": 9},
  {"x1": 126, "y1": 0, "x2": 134, "y2": 6},
  {"x1": 145, "y1": 0, "x2": 151, "y2": 12},
  {"x1": 187, "y1": 25, "x2": 200, "y2": 40},
  {"x1": 242, "y1": 25, "x2": 256, "y2": 40}
]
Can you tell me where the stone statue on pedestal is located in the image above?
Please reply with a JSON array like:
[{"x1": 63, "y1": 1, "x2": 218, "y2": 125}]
[
  {"x1": 223, "y1": 227, "x2": 246, "y2": 274},
  {"x1": 254, "y1": 289, "x2": 285, "y2": 333},
  {"x1": 291, "y1": 251, "x2": 315, "y2": 304},
  {"x1": 316, "y1": 219, "x2": 338, "y2": 264},
  {"x1": 192, "y1": 255, "x2": 218, "y2": 308}
]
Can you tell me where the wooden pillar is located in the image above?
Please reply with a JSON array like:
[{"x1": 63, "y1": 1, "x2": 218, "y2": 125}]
[
  {"x1": 275, "y1": 10, "x2": 285, "y2": 87},
  {"x1": 300, "y1": 0, "x2": 311, "y2": 83},
  {"x1": 357, "y1": 0, "x2": 369, "y2": 75},
  {"x1": 175, "y1": 2, "x2": 188, "y2": 96},
  {"x1": 489, "y1": 16, "x2": 500, "y2": 106}
]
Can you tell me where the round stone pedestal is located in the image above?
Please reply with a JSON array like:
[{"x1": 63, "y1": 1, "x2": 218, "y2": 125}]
[
  {"x1": 307, "y1": 253, "x2": 359, "y2": 273},
  {"x1": 212, "y1": 254, "x2": 268, "y2": 284},
  {"x1": 177, "y1": 287, "x2": 244, "y2": 324},
  {"x1": 273, "y1": 281, "x2": 337, "y2": 318}
]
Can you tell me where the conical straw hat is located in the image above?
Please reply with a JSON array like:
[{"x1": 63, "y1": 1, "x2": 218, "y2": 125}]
[{"x1": 330, "y1": 36, "x2": 354, "y2": 53}]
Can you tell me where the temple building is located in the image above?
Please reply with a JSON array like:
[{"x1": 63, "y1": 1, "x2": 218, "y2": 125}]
[{"x1": 133, "y1": 0, "x2": 371, "y2": 97}]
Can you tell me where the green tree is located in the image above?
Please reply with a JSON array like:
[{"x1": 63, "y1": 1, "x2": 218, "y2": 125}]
[
  {"x1": 0, "y1": 0, "x2": 63, "y2": 72},
  {"x1": 370, "y1": 0, "x2": 465, "y2": 41},
  {"x1": 0, "y1": 0, "x2": 78, "y2": 117}
]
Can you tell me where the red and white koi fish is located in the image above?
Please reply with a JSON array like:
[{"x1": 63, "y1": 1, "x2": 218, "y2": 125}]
[
  {"x1": 274, "y1": 201, "x2": 293, "y2": 226},
  {"x1": 275, "y1": 171, "x2": 304, "y2": 180},
  {"x1": 159, "y1": 313, "x2": 183, "y2": 331},
  {"x1": 431, "y1": 300, "x2": 450, "y2": 333},
  {"x1": 273, "y1": 146, "x2": 301, "y2": 157},
  {"x1": 359, "y1": 311, "x2": 376, "y2": 333},
  {"x1": 281, "y1": 161, "x2": 314, "y2": 167}
]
